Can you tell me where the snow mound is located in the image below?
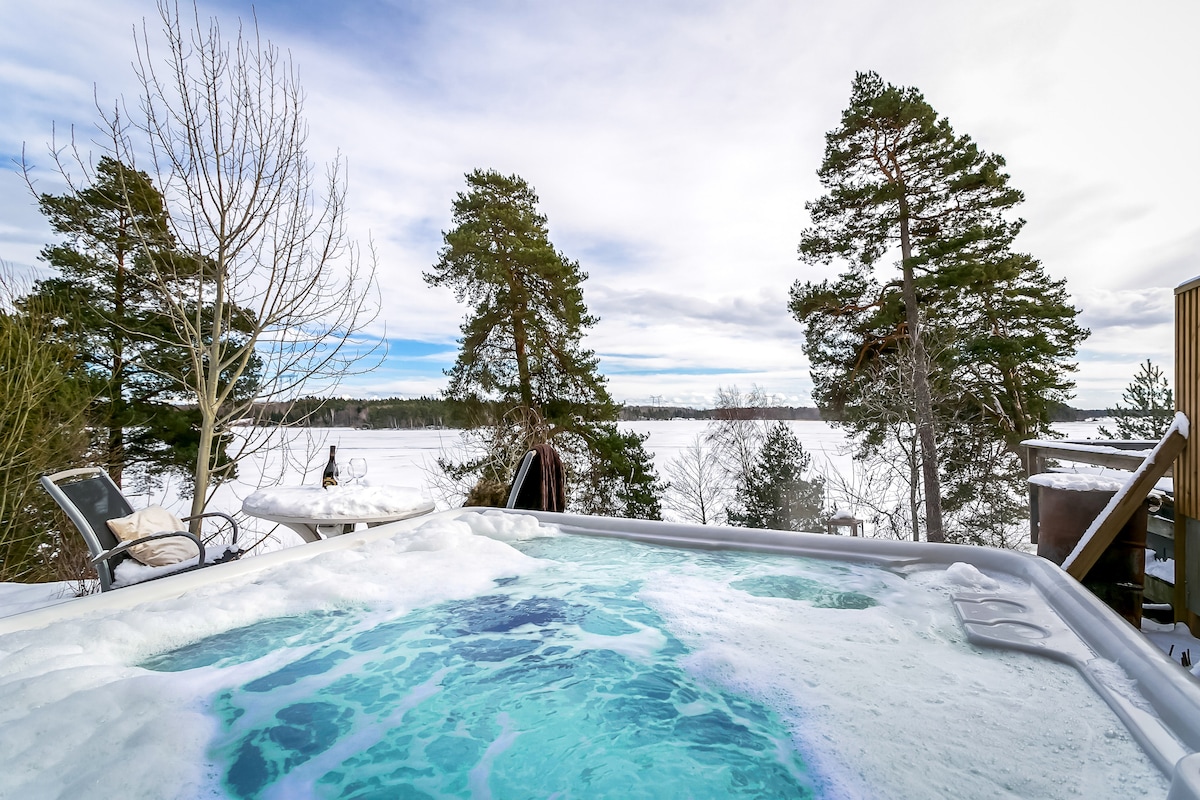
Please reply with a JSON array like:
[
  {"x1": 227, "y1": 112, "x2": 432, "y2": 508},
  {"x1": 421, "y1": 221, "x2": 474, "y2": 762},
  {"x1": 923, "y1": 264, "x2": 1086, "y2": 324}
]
[{"x1": 944, "y1": 562, "x2": 1001, "y2": 590}]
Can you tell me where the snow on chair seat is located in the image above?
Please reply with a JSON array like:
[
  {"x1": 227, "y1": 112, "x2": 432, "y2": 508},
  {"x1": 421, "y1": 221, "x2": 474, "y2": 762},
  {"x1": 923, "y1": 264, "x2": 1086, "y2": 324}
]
[{"x1": 40, "y1": 467, "x2": 242, "y2": 591}]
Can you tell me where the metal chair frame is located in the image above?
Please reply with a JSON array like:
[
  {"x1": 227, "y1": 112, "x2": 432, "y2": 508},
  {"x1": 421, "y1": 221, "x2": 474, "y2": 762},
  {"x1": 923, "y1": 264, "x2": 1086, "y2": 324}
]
[{"x1": 40, "y1": 467, "x2": 240, "y2": 591}]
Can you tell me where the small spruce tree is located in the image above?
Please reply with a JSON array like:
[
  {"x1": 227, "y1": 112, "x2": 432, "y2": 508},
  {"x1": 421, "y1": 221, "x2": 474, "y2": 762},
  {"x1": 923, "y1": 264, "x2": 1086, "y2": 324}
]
[
  {"x1": 728, "y1": 422, "x2": 825, "y2": 532},
  {"x1": 1099, "y1": 360, "x2": 1174, "y2": 440}
]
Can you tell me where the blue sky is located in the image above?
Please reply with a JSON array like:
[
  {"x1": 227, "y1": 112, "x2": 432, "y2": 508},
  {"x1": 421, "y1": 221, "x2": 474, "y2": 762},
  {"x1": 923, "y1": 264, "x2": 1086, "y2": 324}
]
[{"x1": 2, "y1": 0, "x2": 1196, "y2": 408}]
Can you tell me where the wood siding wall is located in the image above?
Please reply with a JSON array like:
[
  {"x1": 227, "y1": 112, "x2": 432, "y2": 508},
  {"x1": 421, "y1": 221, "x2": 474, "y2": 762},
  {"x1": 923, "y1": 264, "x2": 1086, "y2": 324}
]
[{"x1": 1177, "y1": 277, "x2": 1200, "y2": 519}]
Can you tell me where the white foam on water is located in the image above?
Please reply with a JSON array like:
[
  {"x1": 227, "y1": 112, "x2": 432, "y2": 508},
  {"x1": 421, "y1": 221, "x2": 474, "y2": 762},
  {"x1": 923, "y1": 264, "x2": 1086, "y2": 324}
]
[
  {"x1": 468, "y1": 712, "x2": 521, "y2": 800},
  {"x1": 0, "y1": 511, "x2": 1175, "y2": 798},
  {"x1": 574, "y1": 621, "x2": 670, "y2": 662},
  {"x1": 0, "y1": 511, "x2": 551, "y2": 798},
  {"x1": 639, "y1": 561, "x2": 1170, "y2": 800},
  {"x1": 259, "y1": 664, "x2": 454, "y2": 800}
]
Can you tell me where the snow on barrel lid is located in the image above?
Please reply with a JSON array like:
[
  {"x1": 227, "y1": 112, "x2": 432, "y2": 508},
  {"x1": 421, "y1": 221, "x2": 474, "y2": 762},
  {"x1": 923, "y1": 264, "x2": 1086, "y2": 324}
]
[{"x1": 1028, "y1": 472, "x2": 1127, "y2": 493}]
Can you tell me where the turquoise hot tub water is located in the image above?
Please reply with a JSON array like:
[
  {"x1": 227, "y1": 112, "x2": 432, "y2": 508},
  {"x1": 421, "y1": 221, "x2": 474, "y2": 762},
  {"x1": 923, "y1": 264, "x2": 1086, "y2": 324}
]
[
  {"x1": 5, "y1": 509, "x2": 1200, "y2": 799},
  {"x1": 139, "y1": 527, "x2": 1168, "y2": 799},
  {"x1": 144, "y1": 537, "x2": 855, "y2": 799}
]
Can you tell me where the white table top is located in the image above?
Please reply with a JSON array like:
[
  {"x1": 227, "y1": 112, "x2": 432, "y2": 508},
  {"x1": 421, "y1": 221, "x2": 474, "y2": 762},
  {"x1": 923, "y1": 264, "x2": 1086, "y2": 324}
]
[{"x1": 242, "y1": 484, "x2": 435, "y2": 525}]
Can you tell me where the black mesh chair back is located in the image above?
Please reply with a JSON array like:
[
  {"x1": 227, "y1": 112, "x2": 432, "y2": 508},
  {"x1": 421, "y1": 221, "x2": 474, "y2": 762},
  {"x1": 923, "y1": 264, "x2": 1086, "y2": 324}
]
[
  {"x1": 41, "y1": 467, "x2": 239, "y2": 591},
  {"x1": 42, "y1": 468, "x2": 136, "y2": 589},
  {"x1": 59, "y1": 474, "x2": 134, "y2": 557}
]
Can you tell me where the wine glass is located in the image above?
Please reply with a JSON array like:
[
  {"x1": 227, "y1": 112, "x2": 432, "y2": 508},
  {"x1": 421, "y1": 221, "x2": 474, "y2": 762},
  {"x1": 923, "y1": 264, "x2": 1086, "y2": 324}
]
[{"x1": 347, "y1": 458, "x2": 368, "y2": 485}]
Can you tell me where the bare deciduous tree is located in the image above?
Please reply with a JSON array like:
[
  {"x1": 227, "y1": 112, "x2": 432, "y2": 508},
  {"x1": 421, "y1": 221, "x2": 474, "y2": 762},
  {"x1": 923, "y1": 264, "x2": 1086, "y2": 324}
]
[
  {"x1": 825, "y1": 343, "x2": 1028, "y2": 548},
  {"x1": 848, "y1": 350, "x2": 926, "y2": 542},
  {"x1": 705, "y1": 384, "x2": 770, "y2": 489},
  {"x1": 823, "y1": 442, "x2": 922, "y2": 541},
  {"x1": 663, "y1": 435, "x2": 726, "y2": 525},
  {"x1": 43, "y1": 1, "x2": 381, "y2": 520}
]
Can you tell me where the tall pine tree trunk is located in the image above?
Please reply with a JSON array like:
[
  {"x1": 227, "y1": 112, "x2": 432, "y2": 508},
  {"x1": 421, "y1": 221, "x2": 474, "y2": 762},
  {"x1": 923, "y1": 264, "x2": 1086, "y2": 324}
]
[
  {"x1": 512, "y1": 315, "x2": 534, "y2": 414},
  {"x1": 899, "y1": 206, "x2": 945, "y2": 542},
  {"x1": 504, "y1": 260, "x2": 536, "y2": 419}
]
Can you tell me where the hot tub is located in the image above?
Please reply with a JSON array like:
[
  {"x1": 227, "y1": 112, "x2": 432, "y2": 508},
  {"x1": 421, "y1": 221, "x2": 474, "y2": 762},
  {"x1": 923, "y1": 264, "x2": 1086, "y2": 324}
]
[{"x1": 2, "y1": 509, "x2": 1199, "y2": 799}]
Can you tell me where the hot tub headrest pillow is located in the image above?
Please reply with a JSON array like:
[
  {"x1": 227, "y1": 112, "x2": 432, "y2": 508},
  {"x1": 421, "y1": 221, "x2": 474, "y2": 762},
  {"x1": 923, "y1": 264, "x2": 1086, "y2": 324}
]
[{"x1": 106, "y1": 506, "x2": 201, "y2": 566}]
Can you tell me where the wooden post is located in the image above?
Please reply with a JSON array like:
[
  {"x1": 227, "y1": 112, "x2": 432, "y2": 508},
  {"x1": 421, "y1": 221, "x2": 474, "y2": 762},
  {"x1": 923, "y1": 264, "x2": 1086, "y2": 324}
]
[
  {"x1": 1175, "y1": 513, "x2": 1190, "y2": 626},
  {"x1": 1177, "y1": 277, "x2": 1200, "y2": 631},
  {"x1": 1064, "y1": 422, "x2": 1187, "y2": 581}
]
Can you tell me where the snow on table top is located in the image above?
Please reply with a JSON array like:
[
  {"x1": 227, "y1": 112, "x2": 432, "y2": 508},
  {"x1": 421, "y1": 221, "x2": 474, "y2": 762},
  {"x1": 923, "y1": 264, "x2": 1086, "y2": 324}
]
[{"x1": 242, "y1": 484, "x2": 431, "y2": 520}]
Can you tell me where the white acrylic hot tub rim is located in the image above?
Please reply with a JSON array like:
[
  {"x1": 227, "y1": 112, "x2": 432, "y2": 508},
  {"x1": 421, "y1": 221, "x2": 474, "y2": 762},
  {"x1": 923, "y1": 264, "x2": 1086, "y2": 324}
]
[{"x1": 4, "y1": 507, "x2": 1200, "y2": 799}]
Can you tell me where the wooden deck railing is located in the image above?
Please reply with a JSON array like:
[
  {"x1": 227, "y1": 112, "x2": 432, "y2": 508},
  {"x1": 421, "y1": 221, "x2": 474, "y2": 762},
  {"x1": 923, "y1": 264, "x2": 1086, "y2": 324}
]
[{"x1": 1022, "y1": 438, "x2": 1161, "y2": 544}]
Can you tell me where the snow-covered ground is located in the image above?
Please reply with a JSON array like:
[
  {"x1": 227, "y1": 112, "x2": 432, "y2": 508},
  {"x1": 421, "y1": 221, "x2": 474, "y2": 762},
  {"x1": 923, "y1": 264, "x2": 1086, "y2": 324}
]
[
  {"x1": 0, "y1": 418, "x2": 1168, "y2": 614},
  {"x1": 0, "y1": 509, "x2": 1190, "y2": 798},
  {"x1": 2, "y1": 418, "x2": 1199, "y2": 796},
  {"x1": 121, "y1": 418, "x2": 1113, "y2": 532}
]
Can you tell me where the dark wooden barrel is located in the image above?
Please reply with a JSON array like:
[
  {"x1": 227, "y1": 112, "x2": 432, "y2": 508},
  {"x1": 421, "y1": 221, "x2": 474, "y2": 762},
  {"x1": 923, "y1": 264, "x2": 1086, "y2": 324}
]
[{"x1": 1032, "y1": 477, "x2": 1148, "y2": 627}]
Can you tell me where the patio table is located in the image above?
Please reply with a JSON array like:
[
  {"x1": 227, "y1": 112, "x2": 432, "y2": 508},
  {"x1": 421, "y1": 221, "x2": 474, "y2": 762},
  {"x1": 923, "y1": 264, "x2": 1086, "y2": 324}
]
[{"x1": 242, "y1": 485, "x2": 435, "y2": 542}]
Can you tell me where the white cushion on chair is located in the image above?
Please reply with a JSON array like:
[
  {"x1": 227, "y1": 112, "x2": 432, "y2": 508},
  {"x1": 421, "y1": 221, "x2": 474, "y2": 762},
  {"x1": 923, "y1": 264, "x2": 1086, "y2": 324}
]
[{"x1": 106, "y1": 505, "x2": 200, "y2": 566}]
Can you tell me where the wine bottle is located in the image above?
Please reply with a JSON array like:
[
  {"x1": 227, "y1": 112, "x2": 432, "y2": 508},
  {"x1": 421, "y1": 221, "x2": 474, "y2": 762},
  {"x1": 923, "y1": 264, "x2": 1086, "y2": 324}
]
[{"x1": 322, "y1": 445, "x2": 338, "y2": 488}]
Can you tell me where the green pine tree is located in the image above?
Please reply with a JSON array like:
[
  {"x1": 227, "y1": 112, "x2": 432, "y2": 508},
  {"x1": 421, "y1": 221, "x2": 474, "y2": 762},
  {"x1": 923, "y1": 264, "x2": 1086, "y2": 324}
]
[
  {"x1": 728, "y1": 422, "x2": 825, "y2": 532},
  {"x1": 30, "y1": 156, "x2": 187, "y2": 487},
  {"x1": 790, "y1": 71, "x2": 1086, "y2": 545},
  {"x1": 27, "y1": 156, "x2": 256, "y2": 490},
  {"x1": 425, "y1": 169, "x2": 663, "y2": 518},
  {"x1": 1099, "y1": 360, "x2": 1174, "y2": 440}
]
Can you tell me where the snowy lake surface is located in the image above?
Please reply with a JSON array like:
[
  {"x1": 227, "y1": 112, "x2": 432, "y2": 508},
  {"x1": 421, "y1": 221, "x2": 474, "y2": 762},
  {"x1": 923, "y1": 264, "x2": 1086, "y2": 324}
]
[
  {"x1": 123, "y1": 419, "x2": 1108, "y2": 551},
  {"x1": 0, "y1": 510, "x2": 1172, "y2": 799}
]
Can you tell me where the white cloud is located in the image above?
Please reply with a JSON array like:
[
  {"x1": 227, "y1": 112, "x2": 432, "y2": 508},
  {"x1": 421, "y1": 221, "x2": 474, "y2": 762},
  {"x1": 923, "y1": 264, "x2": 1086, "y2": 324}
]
[
  {"x1": 4, "y1": 0, "x2": 1197, "y2": 408},
  {"x1": 1074, "y1": 287, "x2": 1174, "y2": 330}
]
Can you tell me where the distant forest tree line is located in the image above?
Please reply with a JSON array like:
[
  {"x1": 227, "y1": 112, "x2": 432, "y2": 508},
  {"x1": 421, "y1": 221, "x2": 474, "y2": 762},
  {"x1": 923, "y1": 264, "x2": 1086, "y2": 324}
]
[{"x1": 253, "y1": 396, "x2": 1105, "y2": 429}]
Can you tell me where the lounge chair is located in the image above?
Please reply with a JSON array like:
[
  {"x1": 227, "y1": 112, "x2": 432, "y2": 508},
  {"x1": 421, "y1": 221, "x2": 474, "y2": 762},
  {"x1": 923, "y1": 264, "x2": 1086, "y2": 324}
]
[{"x1": 40, "y1": 467, "x2": 241, "y2": 591}]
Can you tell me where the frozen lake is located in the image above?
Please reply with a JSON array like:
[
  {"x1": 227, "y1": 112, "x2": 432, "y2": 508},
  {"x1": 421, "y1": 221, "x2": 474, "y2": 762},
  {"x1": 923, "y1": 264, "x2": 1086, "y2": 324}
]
[{"x1": 130, "y1": 419, "x2": 1106, "y2": 551}]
